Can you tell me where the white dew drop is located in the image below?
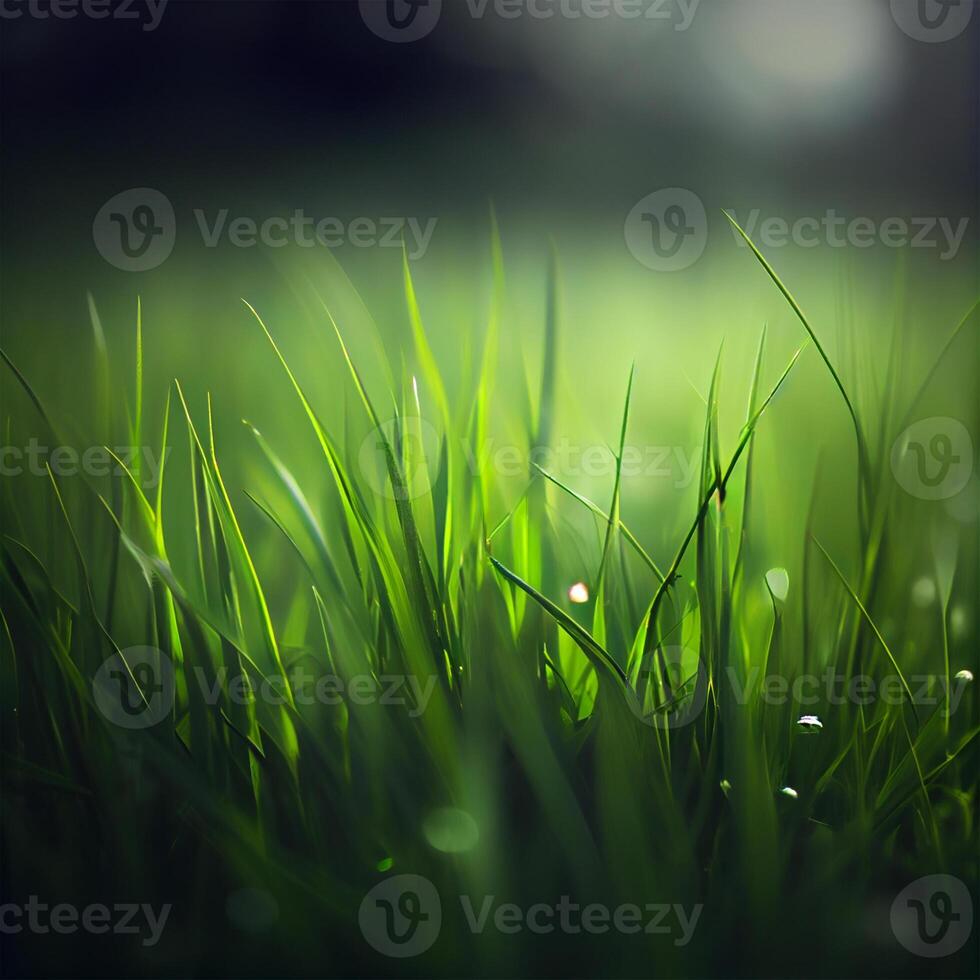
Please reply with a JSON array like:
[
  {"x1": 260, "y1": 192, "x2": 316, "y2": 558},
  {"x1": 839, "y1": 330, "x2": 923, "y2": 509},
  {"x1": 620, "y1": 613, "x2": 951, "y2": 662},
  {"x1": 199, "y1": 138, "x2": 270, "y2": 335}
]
[
  {"x1": 423, "y1": 807, "x2": 480, "y2": 854},
  {"x1": 797, "y1": 714, "x2": 823, "y2": 733},
  {"x1": 568, "y1": 582, "x2": 590, "y2": 604},
  {"x1": 911, "y1": 577, "x2": 936, "y2": 608},
  {"x1": 765, "y1": 567, "x2": 790, "y2": 603},
  {"x1": 955, "y1": 669, "x2": 974, "y2": 684},
  {"x1": 780, "y1": 786, "x2": 799, "y2": 799}
]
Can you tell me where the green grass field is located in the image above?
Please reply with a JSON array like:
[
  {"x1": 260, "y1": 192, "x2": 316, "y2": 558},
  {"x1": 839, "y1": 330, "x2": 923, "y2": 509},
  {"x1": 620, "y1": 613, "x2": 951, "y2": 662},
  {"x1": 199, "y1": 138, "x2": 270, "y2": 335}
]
[{"x1": 1, "y1": 218, "x2": 977, "y2": 978}]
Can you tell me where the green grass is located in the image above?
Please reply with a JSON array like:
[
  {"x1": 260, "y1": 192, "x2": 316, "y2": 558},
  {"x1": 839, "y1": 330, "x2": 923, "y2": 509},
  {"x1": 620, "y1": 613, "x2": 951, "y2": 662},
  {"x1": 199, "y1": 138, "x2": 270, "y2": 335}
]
[{"x1": 1, "y1": 224, "x2": 977, "y2": 979}]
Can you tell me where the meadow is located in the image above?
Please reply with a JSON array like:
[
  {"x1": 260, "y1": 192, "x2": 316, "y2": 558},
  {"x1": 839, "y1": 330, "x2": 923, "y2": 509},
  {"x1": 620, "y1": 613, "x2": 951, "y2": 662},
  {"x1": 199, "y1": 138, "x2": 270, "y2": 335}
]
[{"x1": 1, "y1": 216, "x2": 977, "y2": 978}]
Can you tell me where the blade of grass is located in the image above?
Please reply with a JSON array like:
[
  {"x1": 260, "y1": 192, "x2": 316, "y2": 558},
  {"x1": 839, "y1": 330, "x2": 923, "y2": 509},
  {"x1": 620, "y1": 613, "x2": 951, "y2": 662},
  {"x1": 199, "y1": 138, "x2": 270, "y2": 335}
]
[{"x1": 813, "y1": 537, "x2": 918, "y2": 723}]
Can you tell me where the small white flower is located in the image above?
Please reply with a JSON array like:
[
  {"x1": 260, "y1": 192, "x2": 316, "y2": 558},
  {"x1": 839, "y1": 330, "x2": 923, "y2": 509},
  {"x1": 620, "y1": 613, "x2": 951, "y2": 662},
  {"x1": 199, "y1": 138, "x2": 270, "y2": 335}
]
[
  {"x1": 955, "y1": 669, "x2": 974, "y2": 684},
  {"x1": 797, "y1": 714, "x2": 823, "y2": 733},
  {"x1": 780, "y1": 786, "x2": 798, "y2": 799},
  {"x1": 568, "y1": 582, "x2": 590, "y2": 604}
]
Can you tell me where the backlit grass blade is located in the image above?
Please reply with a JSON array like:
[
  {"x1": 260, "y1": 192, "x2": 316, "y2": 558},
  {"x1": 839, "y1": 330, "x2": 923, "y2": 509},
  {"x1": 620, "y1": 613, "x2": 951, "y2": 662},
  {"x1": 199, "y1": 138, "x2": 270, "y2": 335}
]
[
  {"x1": 0, "y1": 347, "x2": 58, "y2": 437},
  {"x1": 531, "y1": 462, "x2": 666, "y2": 584},
  {"x1": 243, "y1": 299, "x2": 382, "y2": 558},
  {"x1": 535, "y1": 242, "x2": 560, "y2": 451},
  {"x1": 104, "y1": 446, "x2": 156, "y2": 529},
  {"x1": 724, "y1": 211, "x2": 871, "y2": 513},
  {"x1": 153, "y1": 387, "x2": 171, "y2": 545},
  {"x1": 899, "y1": 297, "x2": 979, "y2": 429},
  {"x1": 244, "y1": 419, "x2": 345, "y2": 598},
  {"x1": 813, "y1": 537, "x2": 917, "y2": 722},
  {"x1": 326, "y1": 309, "x2": 449, "y2": 669},
  {"x1": 132, "y1": 297, "x2": 143, "y2": 487},
  {"x1": 732, "y1": 325, "x2": 767, "y2": 586},
  {"x1": 87, "y1": 292, "x2": 111, "y2": 439},
  {"x1": 467, "y1": 205, "x2": 505, "y2": 528},
  {"x1": 245, "y1": 301, "x2": 423, "y2": 668},
  {"x1": 205, "y1": 395, "x2": 294, "y2": 708},
  {"x1": 403, "y1": 246, "x2": 451, "y2": 430},
  {"x1": 593, "y1": 364, "x2": 635, "y2": 649},
  {"x1": 724, "y1": 212, "x2": 859, "y2": 435},
  {"x1": 597, "y1": 363, "x2": 634, "y2": 589},
  {"x1": 488, "y1": 554, "x2": 629, "y2": 693},
  {"x1": 642, "y1": 342, "x2": 808, "y2": 639}
]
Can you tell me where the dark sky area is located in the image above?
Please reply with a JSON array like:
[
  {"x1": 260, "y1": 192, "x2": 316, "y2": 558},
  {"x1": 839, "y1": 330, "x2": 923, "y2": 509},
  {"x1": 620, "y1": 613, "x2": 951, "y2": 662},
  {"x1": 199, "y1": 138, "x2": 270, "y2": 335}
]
[{"x1": 1, "y1": 0, "x2": 977, "y2": 358}]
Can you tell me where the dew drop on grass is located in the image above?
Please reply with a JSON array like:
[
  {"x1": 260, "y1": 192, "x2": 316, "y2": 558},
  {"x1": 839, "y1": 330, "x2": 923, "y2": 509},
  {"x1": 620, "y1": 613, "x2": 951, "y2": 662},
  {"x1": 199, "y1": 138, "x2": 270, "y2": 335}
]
[
  {"x1": 797, "y1": 714, "x2": 823, "y2": 733},
  {"x1": 423, "y1": 807, "x2": 480, "y2": 853},
  {"x1": 376, "y1": 856, "x2": 394, "y2": 872},
  {"x1": 765, "y1": 568, "x2": 790, "y2": 602},
  {"x1": 780, "y1": 786, "x2": 799, "y2": 799},
  {"x1": 955, "y1": 669, "x2": 974, "y2": 684},
  {"x1": 568, "y1": 582, "x2": 590, "y2": 604}
]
